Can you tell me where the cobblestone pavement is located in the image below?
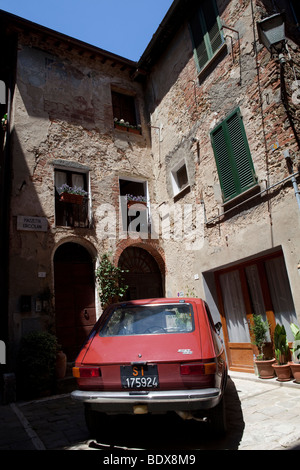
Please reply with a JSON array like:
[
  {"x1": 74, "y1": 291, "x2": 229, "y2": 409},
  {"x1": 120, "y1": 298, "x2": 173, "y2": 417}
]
[{"x1": 1, "y1": 372, "x2": 300, "y2": 451}]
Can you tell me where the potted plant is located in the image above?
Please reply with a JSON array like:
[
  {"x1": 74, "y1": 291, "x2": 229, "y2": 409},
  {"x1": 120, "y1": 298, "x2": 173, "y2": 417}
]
[
  {"x1": 1, "y1": 113, "x2": 7, "y2": 131},
  {"x1": 57, "y1": 183, "x2": 88, "y2": 205},
  {"x1": 272, "y1": 323, "x2": 292, "y2": 381},
  {"x1": 126, "y1": 194, "x2": 147, "y2": 208},
  {"x1": 17, "y1": 331, "x2": 58, "y2": 398},
  {"x1": 289, "y1": 323, "x2": 300, "y2": 383},
  {"x1": 114, "y1": 118, "x2": 142, "y2": 134},
  {"x1": 250, "y1": 314, "x2": 275, "y2": 378}
]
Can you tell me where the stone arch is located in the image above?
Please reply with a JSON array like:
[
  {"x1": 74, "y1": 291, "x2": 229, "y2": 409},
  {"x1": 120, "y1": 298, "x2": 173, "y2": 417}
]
[{"x1": 116, "y1": 241, "x2": 165, "y2": 300}]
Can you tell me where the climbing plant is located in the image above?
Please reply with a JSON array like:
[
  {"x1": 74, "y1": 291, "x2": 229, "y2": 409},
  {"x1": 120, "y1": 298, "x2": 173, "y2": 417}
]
[{"x1": 95, "y1": 252, "x2": 128, "y2": 309}]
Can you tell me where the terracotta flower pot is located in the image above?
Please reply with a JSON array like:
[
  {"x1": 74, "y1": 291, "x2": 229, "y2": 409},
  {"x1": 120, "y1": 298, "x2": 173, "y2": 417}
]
[
  {"x1": 255, "y1": 358, "x2": 276, "y2": 379},
  {"x1": 60, "y1": 193, "x2": 83, "y2": 205},
  {"x1": 272, "y1": 363, "x2": 292, "y2": 382},
  {"x1": 128, "y1": 127, "x2": 141, "y2": 135},
  {"x1": 127, "y1": 201, "x2": 147, "y2": 209},
  {"x1": 289, "y1": 361, "x2": 300, "y2": 383},
  {"x1": 56, "y1": 351, "x2": 67, "y2": 379}
]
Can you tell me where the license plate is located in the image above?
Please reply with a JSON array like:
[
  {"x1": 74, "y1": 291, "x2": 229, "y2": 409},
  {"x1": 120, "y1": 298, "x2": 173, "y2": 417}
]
[{"x1": 120, "y1": 365, "x2": 159, "y2": 389}]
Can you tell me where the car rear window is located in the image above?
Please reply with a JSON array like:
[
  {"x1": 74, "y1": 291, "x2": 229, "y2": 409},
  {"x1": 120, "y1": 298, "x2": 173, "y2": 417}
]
[{"x1": 99, "y1": 303, "x2": 195, "y2": 337}]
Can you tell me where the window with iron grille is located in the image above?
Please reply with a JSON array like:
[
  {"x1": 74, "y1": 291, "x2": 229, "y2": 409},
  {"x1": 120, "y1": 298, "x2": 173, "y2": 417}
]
[
  {"x1": 55, "y1": 169, "x2": 89, "y2": 228},
  {"x1": 210, "y1": 109, "x2": 257, "y2": 203},
  {"x1": 189, "y1": 0, "x2": 224, "y2": 73}
]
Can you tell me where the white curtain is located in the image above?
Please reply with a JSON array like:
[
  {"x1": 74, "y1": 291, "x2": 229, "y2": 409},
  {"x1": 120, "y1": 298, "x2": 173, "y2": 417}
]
[
  {"x1": 55, "y1": 171, "x2": 67, "y2": 190},
  {"x1": 72, "y1": 173, "x2": 84, "y2": 190},
  {"x1": 265, "y1": 256, "x2": 298, "y2": 341},
  {"x1": 219, "y1": 270, "x2": 250, "y2": 343}
]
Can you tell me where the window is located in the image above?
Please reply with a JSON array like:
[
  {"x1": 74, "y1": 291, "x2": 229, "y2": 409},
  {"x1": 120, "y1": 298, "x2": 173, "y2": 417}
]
[
  {"x1": 0, "y1": 80, "x2": 6, "y2": 105},
  {"x1": 112, "y1": 91, "x2": 141, "y2": 133},
  {"x1": 189, "y1": 0, "x2": 224, "y2": 72},
  {"x1": 119, "y1": 178, "x2": 149, "y2": 234},
  {"x1": 55, "y1": 169, "x2": 89, "y2": 227},
  {"x1": 210, "y1": 108, "x2": 257, "y2": 203},
  {"x1": 171, "y1": 160, "x2": 190, "y2": 197},
  {"x1": 99, "y1": 303, "x2": 194, "y2": 337}
]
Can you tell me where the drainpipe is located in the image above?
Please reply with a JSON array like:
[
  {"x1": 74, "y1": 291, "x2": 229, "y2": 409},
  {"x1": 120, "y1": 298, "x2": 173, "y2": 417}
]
[
  {"x1": 289, "y1": 0, "x2": 300, "y2": 32},
  {"x1": 284, "y1": 149, "x2": 300, "y2": 212}
]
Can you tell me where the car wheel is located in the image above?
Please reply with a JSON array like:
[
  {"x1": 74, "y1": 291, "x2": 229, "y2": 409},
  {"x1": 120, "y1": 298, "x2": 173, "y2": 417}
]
[
  {"x1": 207, "y1": 397, "x2": 227, "y2": 436},
  {"x1": 84, "y1": 405, "x2": 109, "y2": 437}
]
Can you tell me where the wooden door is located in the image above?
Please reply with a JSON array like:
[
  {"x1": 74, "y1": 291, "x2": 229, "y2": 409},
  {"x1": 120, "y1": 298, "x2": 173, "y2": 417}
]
[
  {"x1": 118, "y1": 247, "x2": 163, "y2": 301},
  {"x1": 54, "y1": 244, "x2": 96, "y2": 360},
  {"x1": 215, "y1": 251, "x2": 299, "y2": 372},
  {"x1": 216, "y1": 267, "x2": 255, "y2": 372},
  {"x1": 215, "y1": 258, "x2": 276, "y2": 372}
]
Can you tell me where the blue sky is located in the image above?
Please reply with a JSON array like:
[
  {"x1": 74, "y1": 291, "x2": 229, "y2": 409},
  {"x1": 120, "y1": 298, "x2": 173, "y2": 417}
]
[{"x1": 0, "y1": 0, "x2": 174, "y2": 61}]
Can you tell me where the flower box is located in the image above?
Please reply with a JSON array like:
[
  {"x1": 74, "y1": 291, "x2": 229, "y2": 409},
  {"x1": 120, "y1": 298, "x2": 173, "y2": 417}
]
[
  {"x1": 127, "y1": 200, "x2": 147, "y2": 209},
  {"x1": 128, "y1": 127, "x2": 141, "y2": 135},
  {"x1": 114, "y1": 120, "x2": 142, "y2": 135},
  {"x1": 60, "y1": 193, "x2": 84, "y2": 205}
]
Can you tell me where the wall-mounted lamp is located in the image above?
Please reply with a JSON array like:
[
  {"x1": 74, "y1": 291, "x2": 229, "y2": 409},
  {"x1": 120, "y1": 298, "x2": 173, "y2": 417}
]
[{"x1": 257, "y1": 12, "x2": 286, "y2": 64}]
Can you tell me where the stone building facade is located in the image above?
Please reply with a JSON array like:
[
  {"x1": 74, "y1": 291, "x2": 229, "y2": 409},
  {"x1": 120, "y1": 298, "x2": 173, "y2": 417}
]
[{"x1": 0, "y1": 0, "x2": 299, "y2": 371}]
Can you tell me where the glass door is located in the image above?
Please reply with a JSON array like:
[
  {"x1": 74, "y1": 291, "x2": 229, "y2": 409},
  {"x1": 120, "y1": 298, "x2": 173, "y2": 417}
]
[
  {"x1": 218, "y1": 268, "x2": 254, "y2": 372},
  {"x1": 216, "y1": 252, "x2": 298, "y2": 372}
]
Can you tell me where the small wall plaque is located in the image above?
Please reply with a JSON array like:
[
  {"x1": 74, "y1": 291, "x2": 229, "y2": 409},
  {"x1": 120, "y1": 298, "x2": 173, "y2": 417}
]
[{"x1": 17, "y1": 216, "x2": 48, "y2": 232}]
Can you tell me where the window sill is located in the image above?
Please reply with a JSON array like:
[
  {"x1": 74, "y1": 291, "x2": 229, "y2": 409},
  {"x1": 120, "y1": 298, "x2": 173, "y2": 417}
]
[
  {"x1": 114, "y1": 123, "x2": 142, "y2": 135},
  {"x1": 197, "y1": 42, "x2": 227, "y2": 81},
  {"x1": 173, "y1": 184, "x2": 190, "y2": 201},
  {"x1": 222, "y1": 184, "x2": 261, "y2": 211}
]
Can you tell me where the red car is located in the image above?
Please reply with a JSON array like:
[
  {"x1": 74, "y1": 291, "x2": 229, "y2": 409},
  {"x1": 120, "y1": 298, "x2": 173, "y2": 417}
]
[{"x1": 72, "y1": 298, "x2": 227, "y2": 435}]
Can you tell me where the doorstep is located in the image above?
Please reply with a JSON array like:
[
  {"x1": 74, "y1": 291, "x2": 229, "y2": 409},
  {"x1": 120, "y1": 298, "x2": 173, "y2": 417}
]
[{"x1": 229, "y1": 369, "x2": 300, "y2": 389}]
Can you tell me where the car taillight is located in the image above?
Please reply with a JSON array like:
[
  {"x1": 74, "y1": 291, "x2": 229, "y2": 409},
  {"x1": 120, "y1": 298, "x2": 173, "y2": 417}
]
[
  {"x1": 180, "y1": 362, "x2": 216, "y2": 375},
  {"x1": 72, "y1": 367, "x2": 101, "y2": 378}
]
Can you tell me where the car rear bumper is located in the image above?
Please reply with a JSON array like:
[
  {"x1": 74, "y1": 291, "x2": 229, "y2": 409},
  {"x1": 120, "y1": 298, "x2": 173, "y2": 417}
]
[{"x1": 71, "y1": 388, "x2": 222, "y2": 413}]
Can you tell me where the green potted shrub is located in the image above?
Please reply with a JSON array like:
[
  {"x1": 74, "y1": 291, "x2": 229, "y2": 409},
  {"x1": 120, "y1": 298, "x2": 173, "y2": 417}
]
[
  {"x1": 272, "y1": 323, "x2": 292, "y2": 381},
  {"x1": 17, "y1": 331, "x2": 58, "y2": 398},
  {"x1": 289, "y1": 323, "x2": 300, "y2": 383},
  {"x1": 250, "y1": 314, "x2": 275, "y2": 378}
]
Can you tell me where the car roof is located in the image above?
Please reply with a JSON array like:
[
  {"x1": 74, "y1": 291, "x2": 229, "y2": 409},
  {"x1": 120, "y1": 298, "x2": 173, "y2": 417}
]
[{"x1": 108, "y1": 298, "x2": 204, "y2": 307}]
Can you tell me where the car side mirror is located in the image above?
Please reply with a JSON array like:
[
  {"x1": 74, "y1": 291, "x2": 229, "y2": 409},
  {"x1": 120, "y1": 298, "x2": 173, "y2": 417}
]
[{"x1": 214, "y1": 322, "x2": 222, "y2": 334}]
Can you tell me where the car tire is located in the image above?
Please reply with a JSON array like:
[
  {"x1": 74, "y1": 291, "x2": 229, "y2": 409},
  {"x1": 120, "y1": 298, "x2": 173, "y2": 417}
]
[{"x1": 207, "y1": 397, "x2": 227, "y2": 436}]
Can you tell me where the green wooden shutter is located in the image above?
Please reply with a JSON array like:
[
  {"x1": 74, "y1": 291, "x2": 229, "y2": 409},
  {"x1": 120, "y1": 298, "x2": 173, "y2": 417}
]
[
  {"x1": 189, "y1": 12, "x2": 208, "y2": 70},
  {"x1": 202, "y1": 0, "x2": 223, "y2": 57},
  {"x1": 189, "y1": 0, "x2": 223, "y2": 72},
  {"x1": 211, "y1": 109, "x2": 257, "y2": 202}
]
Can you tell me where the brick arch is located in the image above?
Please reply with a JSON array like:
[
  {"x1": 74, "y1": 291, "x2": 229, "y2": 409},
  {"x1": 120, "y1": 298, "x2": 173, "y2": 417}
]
[
  {"x1": 115, "y1": 239, "x2": 166, "y2": 300},
  {"x1": 114, "y1": 239, "x2": 166, "y2": 275}
]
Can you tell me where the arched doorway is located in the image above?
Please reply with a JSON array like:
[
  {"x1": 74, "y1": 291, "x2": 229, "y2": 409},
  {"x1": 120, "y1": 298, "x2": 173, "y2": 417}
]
[
  {"x1": 54, "y1": 242, "x2": 96, "y2": 360},
  {"x1": 118, "y1": 246, "x2": 164, "y2": 300}
]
